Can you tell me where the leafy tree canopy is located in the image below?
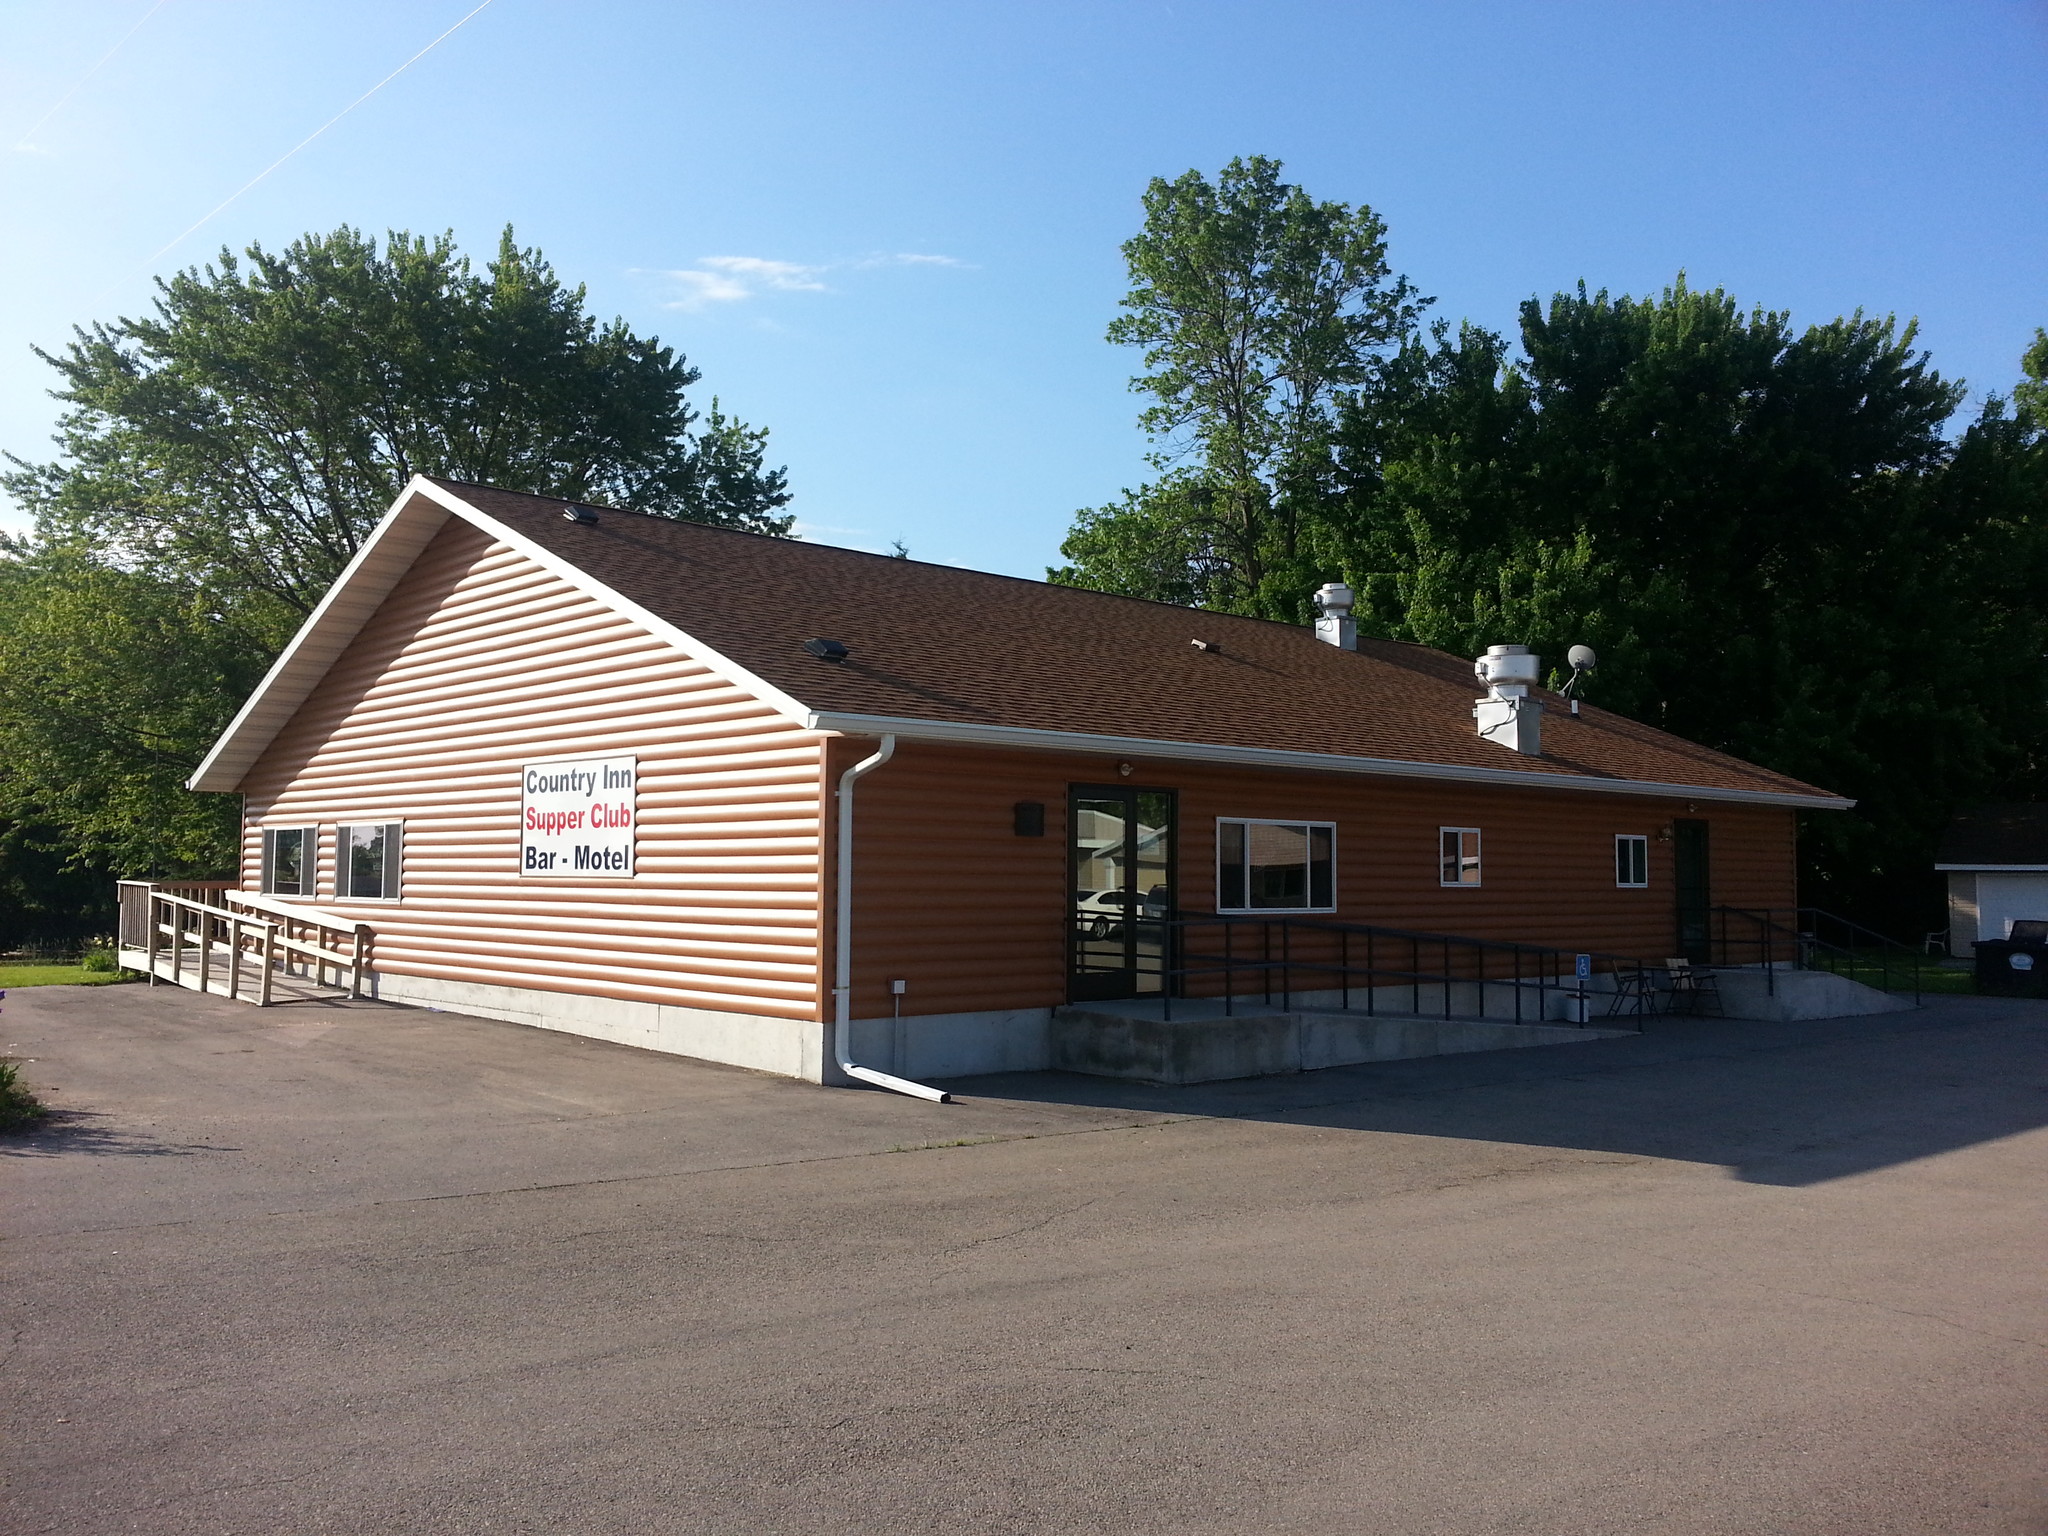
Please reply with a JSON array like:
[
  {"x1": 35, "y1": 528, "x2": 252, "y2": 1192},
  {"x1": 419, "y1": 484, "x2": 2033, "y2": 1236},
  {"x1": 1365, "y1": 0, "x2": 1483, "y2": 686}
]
[
  {"x1": 0, "y1": 224, "x2": 793, "y2": 882},
  {"x1": 1057, "y1": 160, "x2": 2048, "y2": 929},
  {"x1": 1055, "y1": 156, "x2": 1424, "y2": 617},
  {"x1": 3, "y1": 224, "x2": 792, "y2": 626}
]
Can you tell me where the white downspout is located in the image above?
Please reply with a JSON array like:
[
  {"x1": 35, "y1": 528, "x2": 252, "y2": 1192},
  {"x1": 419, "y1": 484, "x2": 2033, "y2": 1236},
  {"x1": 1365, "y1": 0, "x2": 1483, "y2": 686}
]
[{"x1": 832, "y1": 735, "x2": 949, "y2": 1103}]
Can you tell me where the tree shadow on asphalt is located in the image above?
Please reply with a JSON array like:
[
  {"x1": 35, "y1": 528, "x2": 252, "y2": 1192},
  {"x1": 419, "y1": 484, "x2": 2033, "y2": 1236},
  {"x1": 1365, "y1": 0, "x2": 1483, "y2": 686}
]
[
  {"x1": 942, "y1": 998, "x2": 2048, "y2": 1187},
  {"x1": 0, "y1": 1109, "x2": 240, "y2": 1160}
]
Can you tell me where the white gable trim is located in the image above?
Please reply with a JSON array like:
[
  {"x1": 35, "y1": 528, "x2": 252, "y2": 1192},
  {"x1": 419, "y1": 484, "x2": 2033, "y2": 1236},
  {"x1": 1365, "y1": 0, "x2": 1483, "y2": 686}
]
[
  {"x1": 187, "y1": 488, "x2": 450, "y2": 793},
  {"x1": 187, "y1": 478, "x2": 815, "y2": 793},
  {"x1": 803, "y1": 709, "x2": 1855, "y2": 810}
]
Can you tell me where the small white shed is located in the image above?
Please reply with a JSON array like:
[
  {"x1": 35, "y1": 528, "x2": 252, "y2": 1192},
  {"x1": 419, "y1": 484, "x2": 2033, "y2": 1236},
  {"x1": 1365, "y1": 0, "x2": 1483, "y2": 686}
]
[{"x1": 1937, "y1": 804, "x2": 2048, "y2": 953}]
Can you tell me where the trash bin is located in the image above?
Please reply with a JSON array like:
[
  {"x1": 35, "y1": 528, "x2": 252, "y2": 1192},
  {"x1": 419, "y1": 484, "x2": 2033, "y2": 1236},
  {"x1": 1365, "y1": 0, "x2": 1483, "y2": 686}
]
[{"x1": 1975, "y1": 921, "x2": 2048, "y2": 996}]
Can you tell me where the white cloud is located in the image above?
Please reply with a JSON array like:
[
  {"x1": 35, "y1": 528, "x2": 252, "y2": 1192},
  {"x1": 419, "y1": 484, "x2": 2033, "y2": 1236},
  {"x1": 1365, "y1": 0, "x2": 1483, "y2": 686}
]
[
  {"x1": 654, "y1": 255, "x2": 827, "y2": 310},
  {"x1": 698, "y1": 255, "x2": 828, "y2": 290},
  {"x1": 854, "y1": 251, "x2": 971, "y2": 269},
  {"x1": 647, "y1": 250, "x2": 964, "y2": 310},
  {"x1": 661, "y1": 268, "x2": 753, "y2": 308}
]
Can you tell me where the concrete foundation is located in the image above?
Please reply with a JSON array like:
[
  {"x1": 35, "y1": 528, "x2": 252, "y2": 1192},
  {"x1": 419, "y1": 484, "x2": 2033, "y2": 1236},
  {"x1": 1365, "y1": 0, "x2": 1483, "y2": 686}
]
[
  {"x1": 1049, "y1": 1000, "x2": 1631, "y2": 1085},
  {"x1": 118, "y1": 951, "x2": 1917, "y2": 1088}
]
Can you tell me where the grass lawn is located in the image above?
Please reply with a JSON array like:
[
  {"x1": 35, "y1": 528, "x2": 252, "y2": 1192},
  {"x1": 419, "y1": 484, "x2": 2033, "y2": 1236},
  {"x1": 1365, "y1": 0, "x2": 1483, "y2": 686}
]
[
  {"x1": 0, "y1": 964, "x2": 133, "y2": 988},
  {"x1": 1825, "y1": 959, "x2": 1974, "y2": 996}
]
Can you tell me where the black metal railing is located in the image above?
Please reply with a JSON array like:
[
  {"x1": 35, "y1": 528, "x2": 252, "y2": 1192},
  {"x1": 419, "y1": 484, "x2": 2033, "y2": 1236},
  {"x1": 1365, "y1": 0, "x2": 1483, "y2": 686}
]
[
  {"x1": 1080, "y1": 914, "x2": 1661, "y2": 1030},
  {"x1": 1710, "y1": 906, "x2": 1928, "y2": 1004}
]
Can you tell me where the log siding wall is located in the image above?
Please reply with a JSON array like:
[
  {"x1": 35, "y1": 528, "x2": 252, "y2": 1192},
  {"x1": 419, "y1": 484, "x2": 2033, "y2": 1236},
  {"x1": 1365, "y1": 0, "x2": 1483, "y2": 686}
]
[
  {"x1": 834, "y1": 738, "x2": 1798, "y2": 1021},
  {"x1": 239, "y1": 519, "x2": 826, "y2": 1021}
]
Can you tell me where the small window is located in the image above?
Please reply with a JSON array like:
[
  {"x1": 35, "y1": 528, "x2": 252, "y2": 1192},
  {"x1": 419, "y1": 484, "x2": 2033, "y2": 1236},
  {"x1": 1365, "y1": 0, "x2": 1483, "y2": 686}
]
[
  {"x1": 260, "y1": 826, "x2": 317, "y2": 895},
  {"x1": 1217, "y1": 819, "x2": 1336, "y2": 912},
  {"x1": 337, "y1": 823, "x2": 403, "y2": 900},
  {"x1": 1616, "y1": 834, "x2": 1649, "y2": 888},
  {"x1": 1440, "y1": 827, "x2": 1481, "y2": 886}
]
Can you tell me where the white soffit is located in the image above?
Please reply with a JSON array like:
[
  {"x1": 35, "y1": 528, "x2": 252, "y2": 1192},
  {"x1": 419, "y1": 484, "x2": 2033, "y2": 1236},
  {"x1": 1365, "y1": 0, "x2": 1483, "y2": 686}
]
[
  {"x1": 805, "y1": 710, "x2": 1857, "y2": 810},
  {"x1": 1934, "y1": 864, "x2": 2048, "y2": 873}
]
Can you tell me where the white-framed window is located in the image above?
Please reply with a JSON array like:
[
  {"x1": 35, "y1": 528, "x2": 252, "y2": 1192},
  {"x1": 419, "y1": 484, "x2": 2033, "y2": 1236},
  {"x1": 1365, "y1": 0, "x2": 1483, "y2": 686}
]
[
  {"x1": 259, "y1": 826, "x2": 318, "y2": 896},
  {"x1": 337, "y1": 823, "x2": 403, "y2": 900},
  {"x1": 1217, "y1": 819, "x2": 1336, "y2": 912},
  {"x1": 1440, "y1": 827, "x2": 1481, "y2": 887},
  {"x1": 1615, "y1": 834, "x2": 1650, "y2": 888}
]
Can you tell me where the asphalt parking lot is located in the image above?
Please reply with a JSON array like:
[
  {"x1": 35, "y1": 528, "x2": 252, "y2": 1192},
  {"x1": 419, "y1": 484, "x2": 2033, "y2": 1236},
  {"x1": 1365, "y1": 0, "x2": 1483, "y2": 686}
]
[{"x1": 4, "y1": 982, "x2": 2045, "y2": 1536}]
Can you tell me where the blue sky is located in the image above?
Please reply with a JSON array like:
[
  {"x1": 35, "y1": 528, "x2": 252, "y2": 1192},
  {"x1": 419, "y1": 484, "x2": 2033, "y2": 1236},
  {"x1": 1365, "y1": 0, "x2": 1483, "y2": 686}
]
[{"x1": 2, "y1": 1, "x2": 2043, "y2": 575}]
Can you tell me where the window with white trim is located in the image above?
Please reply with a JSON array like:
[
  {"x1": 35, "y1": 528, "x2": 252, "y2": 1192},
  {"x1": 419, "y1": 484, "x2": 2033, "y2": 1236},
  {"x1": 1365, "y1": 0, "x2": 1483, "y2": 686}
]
[
  {"x1": 1217, "y1": 819, "x2": 1335, "y2": 912},
  {"x1": 337, "y1": 823, "x2": 403, "y2": 900},
  {"x1": 1439, "y1": 827, "x2": 1481, "y2": 886},
  {"x1": 260, "y1": 826, "x2": 317, "y2": 896},
  {"x1": 1615, "y1": 834, "x2": 1649, "y2": 888}
]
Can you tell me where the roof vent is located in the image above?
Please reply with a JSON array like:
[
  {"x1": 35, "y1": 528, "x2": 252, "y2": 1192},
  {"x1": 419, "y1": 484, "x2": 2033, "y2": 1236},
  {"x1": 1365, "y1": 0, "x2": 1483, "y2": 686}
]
[
  {"x1": 802, "y1": 637, "x2": 850, "y2": 663},
  {"x1": 561, "y1": 504, "x2": 598, "y2": 525},
  {"x1": 1473, "y1": 643, "x2": 1542, "y2": 755},
  {"x1": 1313, "y1": 582, "x2": 1356, "y2": 650}
]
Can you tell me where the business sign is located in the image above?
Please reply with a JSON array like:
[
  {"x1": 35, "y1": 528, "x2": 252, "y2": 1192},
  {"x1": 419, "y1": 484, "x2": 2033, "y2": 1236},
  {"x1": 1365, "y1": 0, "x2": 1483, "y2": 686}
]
[{"x1": 521, "y1": 756, "x2": 636, "y2": 877}]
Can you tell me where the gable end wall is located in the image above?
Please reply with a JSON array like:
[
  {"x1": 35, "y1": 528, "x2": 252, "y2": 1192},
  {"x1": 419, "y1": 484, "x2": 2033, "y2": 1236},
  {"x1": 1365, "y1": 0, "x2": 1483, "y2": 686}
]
[{"x1": 236, "y1": 518, "x2": 828, "y2": 1064}]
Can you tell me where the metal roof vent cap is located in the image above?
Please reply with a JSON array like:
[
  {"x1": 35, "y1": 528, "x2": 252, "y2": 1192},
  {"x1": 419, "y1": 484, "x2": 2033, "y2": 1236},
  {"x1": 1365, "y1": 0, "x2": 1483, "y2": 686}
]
[
  {"x1": 1473, "y1": 643, "x2": 1543, "y2": 755},
  {"x1": 1313, "y1": 581, "x2": 1357, "y2": 650}
]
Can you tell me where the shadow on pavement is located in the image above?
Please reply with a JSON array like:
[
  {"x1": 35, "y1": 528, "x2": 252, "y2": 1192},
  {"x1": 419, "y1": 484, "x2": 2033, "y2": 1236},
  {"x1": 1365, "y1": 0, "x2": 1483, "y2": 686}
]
[
  {"x1": 940, "y1": 996, "x2": 2048, "y2": 1187},
  {"x1": 0, "y1": 1108, "x2": 241, "y2": 1160}
]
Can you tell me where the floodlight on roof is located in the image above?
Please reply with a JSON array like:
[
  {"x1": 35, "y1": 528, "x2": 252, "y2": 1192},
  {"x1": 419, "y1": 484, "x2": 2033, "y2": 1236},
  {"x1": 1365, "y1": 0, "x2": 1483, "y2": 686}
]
[
  {"x1": 803, "y1": 637, "x2": 850, "y2": 662},
  {"x1": 561, "y1": 504, "x2": 598, "y2": 525}
]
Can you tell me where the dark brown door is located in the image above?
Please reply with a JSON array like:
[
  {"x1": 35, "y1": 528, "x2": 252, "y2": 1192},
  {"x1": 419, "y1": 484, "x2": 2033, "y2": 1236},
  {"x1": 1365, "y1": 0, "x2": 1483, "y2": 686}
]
[
  {"x1": 1068, "y1": 785, "x2": 1176, "y2": 1002},
  {"x1": 1673, "y1": 818, "x2": 1711, "y2": 961}
]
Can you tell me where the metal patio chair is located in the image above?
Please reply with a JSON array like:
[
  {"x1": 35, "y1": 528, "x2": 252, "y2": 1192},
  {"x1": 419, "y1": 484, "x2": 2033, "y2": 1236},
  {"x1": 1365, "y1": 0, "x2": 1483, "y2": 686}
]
[{"x1": 1663, "y1": 957, "x2": 1724, "y2": 1017}]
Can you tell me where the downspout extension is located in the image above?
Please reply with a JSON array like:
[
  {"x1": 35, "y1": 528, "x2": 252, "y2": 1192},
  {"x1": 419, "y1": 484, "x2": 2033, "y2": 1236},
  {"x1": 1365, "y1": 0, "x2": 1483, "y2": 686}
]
[{"x1": 832, "y1": 735, "x2": 949, "y2": 1103}]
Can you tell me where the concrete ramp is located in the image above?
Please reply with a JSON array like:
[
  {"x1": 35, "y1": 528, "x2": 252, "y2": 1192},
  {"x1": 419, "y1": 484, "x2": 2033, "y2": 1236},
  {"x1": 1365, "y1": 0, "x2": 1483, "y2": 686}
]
[
  {"x1": 1051, "y1": 1002, "x2": 1630, "y2": 1086},
  {"x1": 1714, "y1": 968, "x2": 1916, "y2": 1022}
]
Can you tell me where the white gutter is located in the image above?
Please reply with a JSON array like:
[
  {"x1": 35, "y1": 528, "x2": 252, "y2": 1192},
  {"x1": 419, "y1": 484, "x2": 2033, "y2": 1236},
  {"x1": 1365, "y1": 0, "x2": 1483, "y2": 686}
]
[
  {"x1": 832, "y1": 735, "x2": 949, "y2": 1103},
  {"x1": 806, "y1": 710, "x2": 1852, "y2": 811}
]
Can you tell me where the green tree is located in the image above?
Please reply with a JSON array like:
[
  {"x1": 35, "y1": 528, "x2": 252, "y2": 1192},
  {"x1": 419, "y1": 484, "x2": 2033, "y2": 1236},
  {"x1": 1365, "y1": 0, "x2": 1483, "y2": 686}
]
[
  {"x1": 4, "y1": 225, "x2": 792, "y2": 622},
  {"x1": 1053, "y1": 156, "x2": 1424, "y2": 616},
  {"x1": 0, "y1": 542, "x2": 265, "y2": 872},
  {"x1": 0, "y1": 224, "x2": 793, "y2": 879},
  {"x1": 1330, "y1": 280, "x2": 2045, "y2": 927},
  {"x1": 2016, "y1": 327, "x2": 2048, "y2": 423}
]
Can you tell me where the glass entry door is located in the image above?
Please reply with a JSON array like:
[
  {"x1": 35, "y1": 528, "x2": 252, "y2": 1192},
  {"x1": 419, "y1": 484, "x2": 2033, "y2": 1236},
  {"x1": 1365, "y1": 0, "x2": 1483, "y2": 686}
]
[{"x1": 1069, "y1": 785, "x2": 1176, "y2": 1002}]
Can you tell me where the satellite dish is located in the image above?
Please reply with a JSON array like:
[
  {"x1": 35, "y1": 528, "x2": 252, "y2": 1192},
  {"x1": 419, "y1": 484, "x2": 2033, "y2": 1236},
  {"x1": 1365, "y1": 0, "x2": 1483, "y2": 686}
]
[{"x1": 1560, "y1": 644, "x2": 1597, "y2": 712}]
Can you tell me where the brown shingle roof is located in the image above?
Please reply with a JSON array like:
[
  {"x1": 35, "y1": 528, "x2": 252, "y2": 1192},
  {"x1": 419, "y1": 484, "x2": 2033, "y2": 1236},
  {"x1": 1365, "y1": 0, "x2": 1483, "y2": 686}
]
[
  {"x1": 1936, "y1": 804, "x2": 2048, "y2": 866},
  {"x1": 437, "y1": 479, "x2": 1842, "y2": 804}
]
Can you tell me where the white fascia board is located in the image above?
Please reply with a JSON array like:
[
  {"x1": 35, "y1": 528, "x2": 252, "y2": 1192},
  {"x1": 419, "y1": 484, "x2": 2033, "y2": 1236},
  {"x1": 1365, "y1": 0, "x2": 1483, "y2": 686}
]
[
  {"x1": 187, "y1": 483, "x2": 452, "y2": 792},
  {"x1": 805, "y1": 710, "x2": 1856, "y2": 811},
  {"x1": 410, "y1": 480, "x2": 816, "y2": 729},
  {"x1": 187, "y1": 478, "x2": 824, "y2": 795},
  {"x1": 1934, "y1": 864, "x2": 2048, "y2": 873}
]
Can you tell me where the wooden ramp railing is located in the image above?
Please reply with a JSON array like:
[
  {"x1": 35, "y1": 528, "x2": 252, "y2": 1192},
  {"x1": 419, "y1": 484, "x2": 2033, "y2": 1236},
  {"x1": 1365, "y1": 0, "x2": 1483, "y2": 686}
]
[{"x1": 116, "y1": 881, "x2": 371, "y2": 1006}]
